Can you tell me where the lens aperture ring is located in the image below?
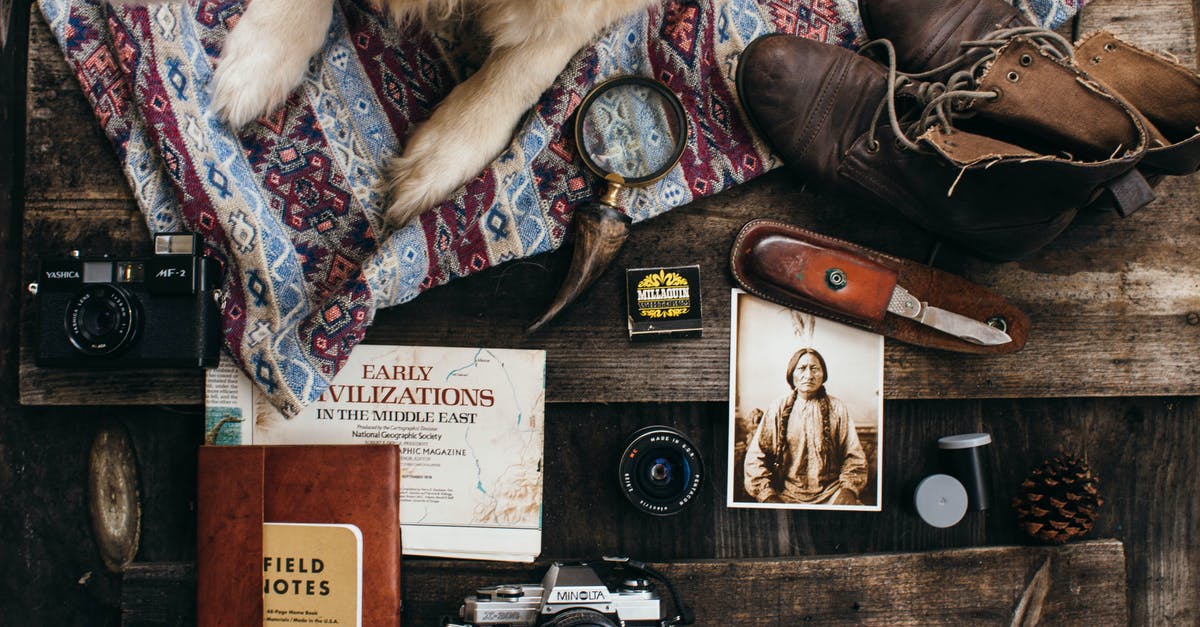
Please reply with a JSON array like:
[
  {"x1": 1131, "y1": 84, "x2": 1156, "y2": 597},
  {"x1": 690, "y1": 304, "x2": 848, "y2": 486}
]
[{"x1": 618, "y1": 426, "x2": 703, "y2": 516}]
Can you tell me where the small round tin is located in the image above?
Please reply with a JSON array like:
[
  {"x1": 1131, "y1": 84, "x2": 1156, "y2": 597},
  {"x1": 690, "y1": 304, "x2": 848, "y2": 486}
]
[{"x1": 914, "y1": 474, "x2": 969, "y2": 528}]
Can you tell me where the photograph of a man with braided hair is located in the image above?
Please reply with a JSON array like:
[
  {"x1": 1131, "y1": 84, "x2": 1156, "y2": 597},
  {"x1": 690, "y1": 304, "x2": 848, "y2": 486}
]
[{"x1": 727, "y1": 291, "x2": 883, "y2": 511}]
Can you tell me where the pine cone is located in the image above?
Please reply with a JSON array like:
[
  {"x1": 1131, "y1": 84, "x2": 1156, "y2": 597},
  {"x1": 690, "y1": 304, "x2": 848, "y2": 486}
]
[{"x1": 1013, "y1": 453, "x2": 1104, "y2": 544}]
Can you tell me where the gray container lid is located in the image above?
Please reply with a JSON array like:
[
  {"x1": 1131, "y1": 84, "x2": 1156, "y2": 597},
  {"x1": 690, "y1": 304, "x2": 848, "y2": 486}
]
[
  {"x1": 914, "y1": 474, "x2": 968, "y2": 528},
  {"x1": 937, "y1": 433, "x2": 993, "y2": 450}
]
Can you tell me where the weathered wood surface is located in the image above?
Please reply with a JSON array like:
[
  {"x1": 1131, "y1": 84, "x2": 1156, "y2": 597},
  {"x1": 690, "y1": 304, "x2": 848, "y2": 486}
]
[
  {"x1": 417, "y1": 542, "x2": 1127, "y2": 625},
  {"x1": 4, "y1": 398, "x2": 1197, "y2": 624},
  {"x1": 0, "y1": 0, "x2": 12, "y2": 51},
  {"x1": 121, "y1": 563, "x2": 196, "y2": 627},
  {"x1": 18, "y1": 0, "x2": 1200, "y2": 406},
  {"x1": 119, "y1": 540, "x2": 1126, "y2": 626},
  {"x1": 5, "y1": 1, "x2": 1200, "y2": 626}
]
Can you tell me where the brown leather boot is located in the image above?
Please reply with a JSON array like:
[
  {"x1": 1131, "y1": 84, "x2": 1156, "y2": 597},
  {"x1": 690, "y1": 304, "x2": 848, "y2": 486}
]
[
  {"x1": 860, "y1": 0, "x2": 1200, "y2": 216},
  {"x1": 1077, "y1": 31, "x2": 1200, "y2": 177},
  {"x1": 859, "y1": 0, "x2": 1028, "y2": 78},
  {"x1": 736, "y1": 34, "x2": 1147, "y2": 259}
]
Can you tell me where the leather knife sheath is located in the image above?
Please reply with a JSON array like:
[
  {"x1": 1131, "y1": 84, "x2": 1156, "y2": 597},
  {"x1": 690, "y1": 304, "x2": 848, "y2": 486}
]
[{"x1": 730, "y1": 219, "x2": 1028, "y2": 354}]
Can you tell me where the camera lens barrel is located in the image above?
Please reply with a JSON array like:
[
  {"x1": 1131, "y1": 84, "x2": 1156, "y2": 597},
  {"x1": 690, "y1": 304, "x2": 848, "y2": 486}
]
[
  {"x1": 65, "y1": 284, "x2": 141, "y2": 356},
  {"x1": 618, "y1": 426, "x2": 703, "y2": 516}
]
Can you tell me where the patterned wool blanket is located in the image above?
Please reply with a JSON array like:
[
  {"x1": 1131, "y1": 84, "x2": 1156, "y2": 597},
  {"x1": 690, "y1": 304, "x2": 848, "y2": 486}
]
[{"x1": 41, "y1": 0, "x2": 1080, "y2": 415}]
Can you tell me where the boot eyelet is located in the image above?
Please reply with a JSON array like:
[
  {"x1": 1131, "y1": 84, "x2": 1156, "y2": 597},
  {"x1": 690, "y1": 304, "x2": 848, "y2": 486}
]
[
  {"x1": 1104, "y1": 42, "x2": 1118, "y2": 52},
  {"x1": 1019, "y1": 54, "x2": 1033, "y2": 66},
  {"x1": 990, "y1": 87, "x2": 1003, "y2": 101},
  {"x1": 894, "y1": 137, "x2": 907, "y2": 151},
  {"x1": 1006, "y1": 71, "x2": 1020, "y2": 83},
  {"x1": 1091, "y1": 55, "x2": 1103, "y2": 64},
  {"x1": 866, "y1": 139, "x2": 881, "y2": 153}
]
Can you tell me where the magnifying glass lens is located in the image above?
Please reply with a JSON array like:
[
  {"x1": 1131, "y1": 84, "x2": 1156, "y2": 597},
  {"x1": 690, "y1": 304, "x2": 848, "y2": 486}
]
[{"x1": 575, "y1": 77, "x2": 687, "y2": 186}]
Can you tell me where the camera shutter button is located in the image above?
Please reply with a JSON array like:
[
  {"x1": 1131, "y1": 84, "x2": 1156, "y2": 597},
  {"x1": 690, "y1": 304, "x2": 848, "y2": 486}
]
[{"x1": 496, "y1": 585, "x2": 524, "y2": 600}]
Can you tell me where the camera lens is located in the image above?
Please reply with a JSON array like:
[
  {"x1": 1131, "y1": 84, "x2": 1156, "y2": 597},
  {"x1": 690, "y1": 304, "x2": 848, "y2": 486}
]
[
  {"x1": 639, "y1": 455, "x2": 682, "y2": 498},
  {"x1": 618, "y1": 426, "x2": 703, "y2": 516},
  {"x1": 65, "y1": 284, "x2": 141, "y2": 356}
]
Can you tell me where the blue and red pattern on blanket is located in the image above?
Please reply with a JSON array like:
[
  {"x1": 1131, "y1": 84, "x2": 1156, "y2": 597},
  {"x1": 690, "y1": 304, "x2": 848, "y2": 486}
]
[{"x1": 39, "y1": 0, "x2": 1082, "y2": 415}]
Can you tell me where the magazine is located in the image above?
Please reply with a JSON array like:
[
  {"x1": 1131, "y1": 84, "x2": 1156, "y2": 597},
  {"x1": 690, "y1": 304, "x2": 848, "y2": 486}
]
[
  {"x1": 727, "y1": 290, "x2": 884, "y2": 511},
  {"x1": 205, "y1": 345, "x2": 546, "y2": 562}
]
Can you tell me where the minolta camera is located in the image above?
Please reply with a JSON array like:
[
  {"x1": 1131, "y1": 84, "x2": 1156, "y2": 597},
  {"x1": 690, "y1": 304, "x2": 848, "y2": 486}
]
[
  {"x1": 448, "y1": 558, "x2": 693, "y2": 627},
  {"x1": 31, "y1": 233, "x2": 221, "y2": 368}
]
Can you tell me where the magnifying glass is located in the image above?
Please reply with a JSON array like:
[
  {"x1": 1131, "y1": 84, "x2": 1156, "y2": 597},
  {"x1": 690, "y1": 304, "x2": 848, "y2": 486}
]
[{"x1": 528, "y1": 76, "x2": 688, "y2": 333}]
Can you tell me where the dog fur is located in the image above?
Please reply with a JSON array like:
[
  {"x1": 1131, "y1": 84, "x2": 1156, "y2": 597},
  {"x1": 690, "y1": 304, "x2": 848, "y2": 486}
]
[{"x1": 209, "y1": 0, "x2": 657, "y2": 228}]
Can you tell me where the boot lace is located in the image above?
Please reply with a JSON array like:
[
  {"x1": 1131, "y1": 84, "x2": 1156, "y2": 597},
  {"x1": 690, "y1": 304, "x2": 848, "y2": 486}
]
[{"x1": 860, "y1": 27, "x2": 1075, "y2": 152}]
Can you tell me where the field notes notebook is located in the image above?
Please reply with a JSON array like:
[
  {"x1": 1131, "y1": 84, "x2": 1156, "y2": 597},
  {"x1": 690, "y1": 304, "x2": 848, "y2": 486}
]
[{"x1": 197, "y1": 445, "x2": 402, "y2": 626}]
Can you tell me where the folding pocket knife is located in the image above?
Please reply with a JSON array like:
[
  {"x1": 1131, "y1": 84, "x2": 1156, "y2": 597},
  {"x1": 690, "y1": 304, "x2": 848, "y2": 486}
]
[{"x1": 749, "y1": 236, "x2": 1012, "y2": 346}]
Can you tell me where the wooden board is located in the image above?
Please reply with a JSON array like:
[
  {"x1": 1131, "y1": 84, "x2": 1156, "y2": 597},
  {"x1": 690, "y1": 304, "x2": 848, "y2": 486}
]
[
  {"x1": 118, "y1": 540, "x2": 1126, "y2": 625},
  {"x1": 5, "y1": 397, "x2": 1196, "y2": 625},
  {"x1": 6, "y1": 1, "x2": 1200, "y2": 625},
  {"x1": 18, "y1": 0, "x2": 1200, "y2": 406}
]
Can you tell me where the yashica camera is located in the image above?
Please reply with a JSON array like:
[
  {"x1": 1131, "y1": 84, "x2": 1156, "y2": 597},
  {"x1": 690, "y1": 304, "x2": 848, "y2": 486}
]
[
  {"x1": 448, "y1": 559, "x2": 693, "y2": 627},
  {"x1": 31, "y1": 233, "x2": 221, "y2": 368}
]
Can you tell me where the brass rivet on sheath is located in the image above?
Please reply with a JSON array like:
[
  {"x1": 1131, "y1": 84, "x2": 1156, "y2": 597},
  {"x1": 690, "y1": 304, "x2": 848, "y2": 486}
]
[
  {"x1": 826, "y1": 268, "x2": 847, "y2": 290},
  {"x1": 986, "y1": 316, "x2": 1008, "y2": 333}
]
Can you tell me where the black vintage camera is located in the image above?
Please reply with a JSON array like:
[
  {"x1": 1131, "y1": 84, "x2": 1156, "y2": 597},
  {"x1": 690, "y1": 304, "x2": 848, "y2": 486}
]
[
  {"x1": 31, "y1": 233, "x2": 221, "y2": 368},
  {"x1": 448, "y1": 558, "x2": 694, "y2": 627}
]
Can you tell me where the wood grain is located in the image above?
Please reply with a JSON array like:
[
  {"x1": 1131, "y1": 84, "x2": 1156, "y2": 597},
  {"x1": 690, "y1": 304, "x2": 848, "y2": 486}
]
[
  {"x1": 121, "y1": 563, "x2": 196, "y2": 627},
  {"x1": 0, "y1": 0, "x2": 11, "y2": 51},
  {"x1": 119, "y1": 540, "x2": 1126, "y2": 626},
  {"x1": 1077, "y1": 0, "x2": 1196, "y2": 63},
  {"x1": 10, "y1": 397, "x2": 1191, "y2": 625},
  {"x1": 23, "y1": 9, "x2": 130, "y2": 203}
]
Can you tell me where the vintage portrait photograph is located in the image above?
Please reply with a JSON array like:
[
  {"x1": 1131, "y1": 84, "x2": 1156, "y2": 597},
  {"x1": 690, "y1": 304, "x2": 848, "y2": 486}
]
[{"x1": 727, "y1": 290, "x2": 884, "y2": 511}]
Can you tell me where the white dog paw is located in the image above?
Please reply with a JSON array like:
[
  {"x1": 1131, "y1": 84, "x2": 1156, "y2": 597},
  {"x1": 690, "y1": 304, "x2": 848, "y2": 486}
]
[
  {"x1": 383, "y1": 132, "x2": 494, "y2": 229},
  {"x1": 210, "y1": 51, "x2": 303, "y2": 129},
  {"x1": 210, "y1": 2, "x2": 331, "y2": 129},
  {"x1": 383, "y1": 153, "x2": 454, "y2": 229}
]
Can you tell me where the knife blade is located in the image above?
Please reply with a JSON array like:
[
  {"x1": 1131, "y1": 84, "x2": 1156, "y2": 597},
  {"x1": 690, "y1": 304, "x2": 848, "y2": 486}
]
[
  {"x1": 746, "y1": 235, "x2": 1012, "y2": 345},
  {"x1": 887, "y1": 285, "x2": 1012, "y2": 345}
]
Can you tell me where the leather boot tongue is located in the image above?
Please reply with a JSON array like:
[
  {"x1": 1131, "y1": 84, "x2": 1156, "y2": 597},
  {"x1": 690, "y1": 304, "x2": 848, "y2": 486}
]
[{"x1": 966, "y1": 38, "x2": 1145, "y2": 161}]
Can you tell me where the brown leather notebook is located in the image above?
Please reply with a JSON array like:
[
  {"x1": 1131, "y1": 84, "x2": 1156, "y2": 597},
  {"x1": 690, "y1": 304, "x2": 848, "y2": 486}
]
[{"x1": 197, "y1": 445, "x2": 402, "y2": 626}]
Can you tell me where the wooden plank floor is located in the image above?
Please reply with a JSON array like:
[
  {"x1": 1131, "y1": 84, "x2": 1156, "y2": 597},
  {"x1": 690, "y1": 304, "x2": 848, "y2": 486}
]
[
  {"x1": 3, "y1": 0, "x2": 1199, "y2": 625},
  {"x1": 17, "y1": 0, "x2": 1200, "y2": 406},
  {"x1": 118, "y1": 541, "x2": 1128, "y2": 625}
]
